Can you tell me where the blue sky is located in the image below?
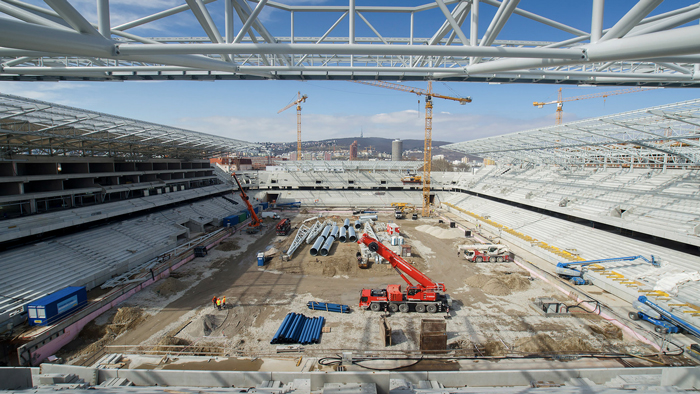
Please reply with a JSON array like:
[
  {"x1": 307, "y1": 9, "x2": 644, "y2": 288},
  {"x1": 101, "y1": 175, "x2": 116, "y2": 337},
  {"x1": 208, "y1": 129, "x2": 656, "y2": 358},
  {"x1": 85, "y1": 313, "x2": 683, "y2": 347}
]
[{"x1": 1, "y1": 1, "x2": 699, "y2": 143}]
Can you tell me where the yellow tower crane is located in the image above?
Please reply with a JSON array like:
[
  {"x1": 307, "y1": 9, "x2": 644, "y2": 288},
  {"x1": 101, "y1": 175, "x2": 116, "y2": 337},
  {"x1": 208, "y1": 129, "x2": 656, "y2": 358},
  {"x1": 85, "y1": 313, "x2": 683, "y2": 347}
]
[
  {"x1": 354, "y1": 81, "x2": 471, "y2": 217},
  {"x1": 534, "y1": 87, "x2": 652, "y2": 125},
  {"x1": 278, "y1": 92, "x2": 308, "y2": 161}
]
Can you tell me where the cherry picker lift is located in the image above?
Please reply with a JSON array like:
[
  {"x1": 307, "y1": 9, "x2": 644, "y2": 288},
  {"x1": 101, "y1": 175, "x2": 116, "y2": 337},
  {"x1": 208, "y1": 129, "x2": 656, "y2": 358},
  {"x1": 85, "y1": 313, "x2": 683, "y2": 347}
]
[{"x1": 556, "y1": 255, "x2": 658, "y2": 285}]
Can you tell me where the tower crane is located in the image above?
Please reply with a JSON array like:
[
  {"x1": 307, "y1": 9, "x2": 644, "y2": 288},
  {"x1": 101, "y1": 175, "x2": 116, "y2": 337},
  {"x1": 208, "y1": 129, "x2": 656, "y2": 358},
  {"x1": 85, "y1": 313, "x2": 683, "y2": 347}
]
[
  {"x1": 353, "y1": 81, "x2": 471, "y2": 217},
  {"x1": 534, "y1": 87, "x2": 652, "y2": 125},
  {"x1": 278, "y1": 92, "x2": 308, "y2": 161}
]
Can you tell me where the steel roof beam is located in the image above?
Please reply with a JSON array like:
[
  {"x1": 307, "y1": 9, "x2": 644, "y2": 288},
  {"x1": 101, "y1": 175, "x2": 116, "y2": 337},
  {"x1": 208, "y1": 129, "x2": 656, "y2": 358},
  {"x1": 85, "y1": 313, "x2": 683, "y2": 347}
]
[{"x1": 44, "y1": 0, "x2": 102, "y2": 36}]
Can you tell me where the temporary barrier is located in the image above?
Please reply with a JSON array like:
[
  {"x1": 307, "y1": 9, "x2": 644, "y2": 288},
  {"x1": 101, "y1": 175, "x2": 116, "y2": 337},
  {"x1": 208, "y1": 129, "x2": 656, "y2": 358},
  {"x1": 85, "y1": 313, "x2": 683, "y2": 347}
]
[{"x1": 307, "y1": 301, "x2": 350, "y2": 313}]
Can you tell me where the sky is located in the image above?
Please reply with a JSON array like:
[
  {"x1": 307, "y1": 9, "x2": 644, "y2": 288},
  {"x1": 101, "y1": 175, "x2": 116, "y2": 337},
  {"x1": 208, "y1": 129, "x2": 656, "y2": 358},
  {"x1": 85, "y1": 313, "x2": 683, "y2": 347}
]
[{"x1": 1, "y1": 1, "x2": 699, "y2": 144}]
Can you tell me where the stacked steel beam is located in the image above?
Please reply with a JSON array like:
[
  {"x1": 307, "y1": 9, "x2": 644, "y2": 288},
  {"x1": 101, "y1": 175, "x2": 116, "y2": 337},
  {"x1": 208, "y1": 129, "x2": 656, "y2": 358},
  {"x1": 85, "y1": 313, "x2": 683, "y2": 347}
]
[{"x1": 270, "y1": 313, "x2": 325, "y2": 345}]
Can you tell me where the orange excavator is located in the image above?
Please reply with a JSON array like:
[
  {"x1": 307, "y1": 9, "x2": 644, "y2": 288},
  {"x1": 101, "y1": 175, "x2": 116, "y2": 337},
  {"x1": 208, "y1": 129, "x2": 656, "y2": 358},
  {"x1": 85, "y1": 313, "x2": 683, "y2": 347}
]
[
  {"x1": 232, "y1": 172, "x2": 262, "y2": 234},
  {"x1": 357, "y1": 234, "x2": 451, "y2": 313}
]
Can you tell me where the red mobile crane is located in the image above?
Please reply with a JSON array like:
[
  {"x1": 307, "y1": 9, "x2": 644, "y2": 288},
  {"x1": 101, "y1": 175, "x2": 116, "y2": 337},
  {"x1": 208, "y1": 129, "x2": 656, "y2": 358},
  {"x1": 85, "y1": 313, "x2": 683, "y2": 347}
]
[
  {"x1": 357, "y1": 234, "x2": 451, "y2": 313},
  {"x1": 232, "y1": 172, "x2": 262, "y2": 234}
]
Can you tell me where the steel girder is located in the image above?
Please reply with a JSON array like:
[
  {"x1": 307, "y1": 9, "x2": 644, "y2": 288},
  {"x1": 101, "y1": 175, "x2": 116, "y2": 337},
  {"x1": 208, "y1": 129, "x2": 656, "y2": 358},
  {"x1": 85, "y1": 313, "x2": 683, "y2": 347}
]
[
  {"x1": 1, "y1": 1, "x2": 700, "y2": 85},
  {"x1": 0, "y1": 93, "x2": 258, "y2": 158},
  {"x1": 443, "y1": 98, "x2": 700, "y2": 167}
]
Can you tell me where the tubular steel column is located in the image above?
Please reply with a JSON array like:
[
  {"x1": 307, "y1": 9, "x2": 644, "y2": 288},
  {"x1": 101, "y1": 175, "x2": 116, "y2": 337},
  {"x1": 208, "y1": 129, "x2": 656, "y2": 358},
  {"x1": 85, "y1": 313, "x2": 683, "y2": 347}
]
[
  {"x1": 422, "y1": 81, "x2": 433, "y2": 217},
  {"x1": 591, "y1": 0, "x2": 604, "y2": 43}
]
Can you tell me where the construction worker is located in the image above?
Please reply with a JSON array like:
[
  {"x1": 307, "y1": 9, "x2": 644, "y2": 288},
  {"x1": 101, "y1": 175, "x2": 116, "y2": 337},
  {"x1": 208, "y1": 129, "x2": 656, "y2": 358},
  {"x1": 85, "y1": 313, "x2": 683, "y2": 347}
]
[
  {"x1": 211, "y1": 296, "x2": 217, "y2": 307},
  {"x1": 216, "y1": 297, "x2": 222, "y2": 310},
  {"x1": 222, "y1": 296, "x2": 227, "y2": 309}
]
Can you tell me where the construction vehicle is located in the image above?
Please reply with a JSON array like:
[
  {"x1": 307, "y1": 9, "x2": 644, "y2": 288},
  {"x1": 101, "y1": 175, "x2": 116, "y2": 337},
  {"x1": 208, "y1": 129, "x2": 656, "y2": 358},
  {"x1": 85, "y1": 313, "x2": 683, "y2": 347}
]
[
  {"x1": 278, "y1": 92, "x2": 308, "y2": 160},
  {"x1": 356, "y1": 234, "x2": 451, "y2": 313},
  {"x1": 232, "y1": 172, "x2": 262, "y2": 234},
  {"x1": 354, "y1": 81, "x2": 471, "y2": 217},
  {"x1": 629, "y1": 296, "x2": 700, "y2": 338},
  {"x1": 555, "y1": 255, "x2": 659, "y2": 285},
  {"x1": 401, "y1": 175, "x2": 422, "y2": 184},
  {"x1": 275, "y1": 218, "x2": 291, "y2": 236},
  {"x1": 459, "y1": 244, "x2": 513, "y2": 263}
]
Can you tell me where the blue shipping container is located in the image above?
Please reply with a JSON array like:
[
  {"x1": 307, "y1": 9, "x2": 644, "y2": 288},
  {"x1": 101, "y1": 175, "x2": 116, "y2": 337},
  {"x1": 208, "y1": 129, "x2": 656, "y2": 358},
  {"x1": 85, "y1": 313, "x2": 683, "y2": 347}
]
[
  {"x1": 26, "y1": 286, "x2": 87, "y2": 326},
  {"x1": 222, "y1": 215, "x2": 239, "y2": 227},
  {"x1": 262, "y1": 202, "x2": 269, "y2": 210}
]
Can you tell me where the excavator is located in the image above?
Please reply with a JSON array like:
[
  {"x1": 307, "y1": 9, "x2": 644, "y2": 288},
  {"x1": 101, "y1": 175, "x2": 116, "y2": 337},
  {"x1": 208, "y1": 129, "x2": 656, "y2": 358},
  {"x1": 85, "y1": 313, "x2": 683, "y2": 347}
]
[
  {"x1": 232, "y1": 172, "x2": 262, "y2": 234},
  {"x1": 357, "y1": 234, "x2": 451, "y2": 313}
]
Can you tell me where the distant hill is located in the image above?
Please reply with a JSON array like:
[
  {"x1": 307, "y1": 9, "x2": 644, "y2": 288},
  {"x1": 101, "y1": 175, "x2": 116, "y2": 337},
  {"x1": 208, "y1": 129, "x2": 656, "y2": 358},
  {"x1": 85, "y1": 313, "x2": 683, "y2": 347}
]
[
  {"x1": 319, "y1": 137, "x2": 451, "y2": 153},
  {"x1": 319, "y1": 137, "x2": 479, "y2": 161}
]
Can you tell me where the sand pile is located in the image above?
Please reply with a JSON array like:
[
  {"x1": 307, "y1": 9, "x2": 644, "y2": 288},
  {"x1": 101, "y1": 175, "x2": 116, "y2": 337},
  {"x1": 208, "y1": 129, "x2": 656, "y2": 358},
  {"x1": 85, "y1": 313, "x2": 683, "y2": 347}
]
[
  {"x1": 481, "y1": 279, "x2": 511, "y2": 296},
  {"x1": 264, "y1": 247, "x2": 279, "y2": 257},
  {"x1": 482, "y1": 340, "x2": 506, "y2": 356},
  {"x1": 500, "y1": 273, "x2": 531, "y2": 291},
  {"x1": 181, "y1": 314, "x2": 224, "y2": 338},
  {"x1": 217, "y1": 240, "x2": 239, "y2": 252},
  {"x1": 416, "y1": 225, "x2": 464, "y2": 239},
  {"x1": 465, "y1": 274, "x2": 490, "y2": 288},
  {"x1": 514, "y1": 333, "x2": 555, "y2": 353},
  {"x1": 466, "y1": 272, "x2": 530, "y2": 296},
  {"x1": 589, "y1": 322, "x2": 623, "y2": 340},
  {"x1": 465, "y1": 274, "x2": 511, "y2": 296},
  {"x1": 79, "y1": 306, "x2": 145, "y2": 356},
  {"x1": 155, "y1": 277, "x2": 188, "y2": 297}
]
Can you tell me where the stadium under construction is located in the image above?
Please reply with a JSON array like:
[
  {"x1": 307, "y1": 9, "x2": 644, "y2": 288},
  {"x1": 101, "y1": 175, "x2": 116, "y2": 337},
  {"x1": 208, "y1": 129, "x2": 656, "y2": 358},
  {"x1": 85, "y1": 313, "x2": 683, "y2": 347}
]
[{"x1": 1, "y1": 1, "x2": 700, "y2": 393}]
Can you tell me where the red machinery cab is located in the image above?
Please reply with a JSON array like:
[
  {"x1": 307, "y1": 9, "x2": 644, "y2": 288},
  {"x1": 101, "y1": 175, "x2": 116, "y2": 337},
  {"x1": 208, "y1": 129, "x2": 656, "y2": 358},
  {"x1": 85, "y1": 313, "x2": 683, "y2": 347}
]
[{"x1": 276, "y1": 218, "x2": 291, "y2": 235}]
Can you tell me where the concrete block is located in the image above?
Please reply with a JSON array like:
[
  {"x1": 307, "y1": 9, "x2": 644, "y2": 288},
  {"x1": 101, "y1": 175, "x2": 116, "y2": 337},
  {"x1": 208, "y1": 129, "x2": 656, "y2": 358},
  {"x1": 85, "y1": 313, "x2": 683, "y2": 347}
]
[{"x1": 0, "y1": 367, "x2": 34, "y2": 389}]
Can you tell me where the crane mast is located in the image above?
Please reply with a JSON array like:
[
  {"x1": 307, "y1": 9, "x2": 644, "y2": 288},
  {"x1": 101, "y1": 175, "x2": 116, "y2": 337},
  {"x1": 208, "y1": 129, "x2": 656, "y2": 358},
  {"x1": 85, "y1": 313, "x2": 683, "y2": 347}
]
[
  {"x1": 278, "y1": 92, "x2": 308, "y2": 160},
  {"x1": 353, "y1": 81, "x2": 471, "y2": 217}
]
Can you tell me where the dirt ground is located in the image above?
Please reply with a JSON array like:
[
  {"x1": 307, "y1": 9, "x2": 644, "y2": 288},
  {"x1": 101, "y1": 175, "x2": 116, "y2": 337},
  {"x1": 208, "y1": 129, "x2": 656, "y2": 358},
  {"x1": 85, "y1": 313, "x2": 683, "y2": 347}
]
[{"x1": 62, "y1": 211, "x2": 655, "y2": 367}]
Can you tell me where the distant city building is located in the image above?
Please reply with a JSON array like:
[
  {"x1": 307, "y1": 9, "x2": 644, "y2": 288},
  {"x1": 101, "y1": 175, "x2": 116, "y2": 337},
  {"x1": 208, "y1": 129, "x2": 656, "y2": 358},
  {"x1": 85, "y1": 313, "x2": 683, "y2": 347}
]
[
  {"x1": 349, "y1": 140, "x2": 358, "y2": 160},
  {"x1": 324, "y1": 152, "x2": 331, "y2": 161},
  {"x1": 290, "y1": 151, "x2": 297, "y2": 161},
  {"x1": 391, "y1": 139, "x2": 403, "y2": 161},
  {"x1": 433, "y1": 154, "x2": 445, "y2": 161}
]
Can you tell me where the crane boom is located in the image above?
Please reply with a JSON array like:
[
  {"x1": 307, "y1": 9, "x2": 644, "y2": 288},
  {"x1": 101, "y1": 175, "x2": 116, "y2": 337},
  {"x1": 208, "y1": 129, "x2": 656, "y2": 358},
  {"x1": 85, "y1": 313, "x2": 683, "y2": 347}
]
[
  {"x1": 232, "y1": 172, "x2": 262, "y2": 232},
  {"x1": 358, "y1": 233, "x2": 444, "y2": 292},
  {"x1": 352, "y1": 80, "x2": 471, "y2": 217},
  {"x1": 278, "y1": 92, "x2": 308, "y2": 160},
  {"x1": 534, "y1": 87, "x2": 653, "y2": 125}
]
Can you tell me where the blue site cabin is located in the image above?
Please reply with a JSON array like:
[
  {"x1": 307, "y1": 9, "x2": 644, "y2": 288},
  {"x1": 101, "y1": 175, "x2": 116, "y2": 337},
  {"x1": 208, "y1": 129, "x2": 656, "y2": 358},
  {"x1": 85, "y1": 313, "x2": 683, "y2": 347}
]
[{"x1": 25, "y1": 286, "x2": 87, "y2": 326}]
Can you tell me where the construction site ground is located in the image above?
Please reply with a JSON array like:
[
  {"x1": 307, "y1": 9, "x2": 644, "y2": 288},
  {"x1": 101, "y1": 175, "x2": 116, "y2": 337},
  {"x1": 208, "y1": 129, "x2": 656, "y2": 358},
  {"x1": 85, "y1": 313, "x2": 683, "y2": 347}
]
[{"x1": 59, "y1": 210, "x2": 667, "y2": 371}]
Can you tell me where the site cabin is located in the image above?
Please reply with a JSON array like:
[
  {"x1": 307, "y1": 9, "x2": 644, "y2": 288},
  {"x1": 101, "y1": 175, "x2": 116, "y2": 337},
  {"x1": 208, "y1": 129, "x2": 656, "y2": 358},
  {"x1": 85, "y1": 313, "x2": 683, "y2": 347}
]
[
  {"x1": 275, "y1": 218, "x2": 291, "y2": 236},
  {"x1": 461, "y1": 244, "x2": 513, "y2": 263}
]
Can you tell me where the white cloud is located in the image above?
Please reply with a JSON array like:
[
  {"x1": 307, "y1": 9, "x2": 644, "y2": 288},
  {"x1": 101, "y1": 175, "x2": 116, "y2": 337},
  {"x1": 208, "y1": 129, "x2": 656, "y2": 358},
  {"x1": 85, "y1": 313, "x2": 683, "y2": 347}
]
[{"x1": 0, "y1": 82, "x2": 92, "y2": 106}]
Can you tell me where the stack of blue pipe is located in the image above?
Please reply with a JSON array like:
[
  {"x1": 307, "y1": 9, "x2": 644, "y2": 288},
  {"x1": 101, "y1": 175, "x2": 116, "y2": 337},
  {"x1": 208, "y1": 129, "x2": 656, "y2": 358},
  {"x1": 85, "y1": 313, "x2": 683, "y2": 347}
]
[
  {"x1": 270, "y1": 313, "x2": 325, "y2": 345},
  {"x1": 307, "y1": 301, "x2": 350, "y2": 313}
]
